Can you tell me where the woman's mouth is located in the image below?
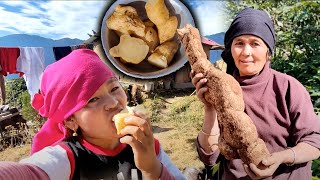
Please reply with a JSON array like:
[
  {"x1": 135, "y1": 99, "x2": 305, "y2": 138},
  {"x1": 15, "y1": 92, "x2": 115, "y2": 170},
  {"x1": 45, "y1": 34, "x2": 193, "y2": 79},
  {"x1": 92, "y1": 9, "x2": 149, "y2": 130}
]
[
  {"x1": 111, "y1": 107, "x2": 127, "y2": 122},
  {"x1": 240, "y1": 60, "x2": 254, "y2": 64}
]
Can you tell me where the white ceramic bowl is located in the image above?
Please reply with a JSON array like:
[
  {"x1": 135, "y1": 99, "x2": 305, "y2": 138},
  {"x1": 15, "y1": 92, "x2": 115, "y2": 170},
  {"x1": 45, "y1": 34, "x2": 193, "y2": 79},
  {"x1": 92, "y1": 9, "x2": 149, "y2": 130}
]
[{"x1": 101, "y1": 0, "x2": 195, "y2": 79}]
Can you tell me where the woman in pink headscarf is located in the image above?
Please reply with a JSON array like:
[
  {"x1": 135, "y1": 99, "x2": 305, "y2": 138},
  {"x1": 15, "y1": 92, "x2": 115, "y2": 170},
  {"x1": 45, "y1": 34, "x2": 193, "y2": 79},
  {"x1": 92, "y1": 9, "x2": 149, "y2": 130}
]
[{"x1": 0, "y1": 49, "x2": 185, "y2": 180}]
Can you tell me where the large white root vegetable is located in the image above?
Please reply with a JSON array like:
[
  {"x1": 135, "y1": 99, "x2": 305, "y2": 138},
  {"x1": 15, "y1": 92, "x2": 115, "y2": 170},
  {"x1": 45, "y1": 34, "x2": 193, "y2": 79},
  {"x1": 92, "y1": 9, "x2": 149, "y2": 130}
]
[{"x1": 177, "y1": 24, "x2": 270, "y2": 167}]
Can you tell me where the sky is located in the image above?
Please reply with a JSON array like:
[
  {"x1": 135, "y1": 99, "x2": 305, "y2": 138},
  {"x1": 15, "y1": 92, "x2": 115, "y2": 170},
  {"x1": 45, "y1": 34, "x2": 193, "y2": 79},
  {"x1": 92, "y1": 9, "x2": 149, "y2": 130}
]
[
  {"x1": 0, "y1": 0, "x2": 228, "y2": 40},
  {"x1": 186, "y1": 1, "x2": 228, "y2": 36}
]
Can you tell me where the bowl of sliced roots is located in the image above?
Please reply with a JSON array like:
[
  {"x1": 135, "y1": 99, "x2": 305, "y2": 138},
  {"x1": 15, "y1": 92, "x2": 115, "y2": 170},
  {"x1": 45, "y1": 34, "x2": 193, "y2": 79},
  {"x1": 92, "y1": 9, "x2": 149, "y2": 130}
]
[{"x1": 101, "y1": 0, "x2": 195, "y2": 79}]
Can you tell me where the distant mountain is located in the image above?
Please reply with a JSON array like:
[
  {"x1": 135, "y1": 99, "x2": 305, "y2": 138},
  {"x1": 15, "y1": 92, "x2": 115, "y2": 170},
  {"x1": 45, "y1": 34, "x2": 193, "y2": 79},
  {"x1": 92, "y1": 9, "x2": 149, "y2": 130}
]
[
  {"x1": 205, "y1": 32, "x2": 225, "y2": 63},
  {"x1": 0, "y1": 34, "x2": 84, "y2": 67},
  {"x1": 0, "y1": 34, "x2": 84, "y2": 79},
  {"x1": 206, "y1": 32, "x2": 225, "y2": 45}
]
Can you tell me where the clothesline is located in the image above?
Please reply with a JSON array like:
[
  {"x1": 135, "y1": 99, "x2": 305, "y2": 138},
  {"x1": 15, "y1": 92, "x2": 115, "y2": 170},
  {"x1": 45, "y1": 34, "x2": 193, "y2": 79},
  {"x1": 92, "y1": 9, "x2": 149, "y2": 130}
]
[
  {"x1": 0, "y1": 43, "x2": 94, "y2": 61},
  {"x1": 0, "y1": 43, "x2": 94, "y2": 104}
]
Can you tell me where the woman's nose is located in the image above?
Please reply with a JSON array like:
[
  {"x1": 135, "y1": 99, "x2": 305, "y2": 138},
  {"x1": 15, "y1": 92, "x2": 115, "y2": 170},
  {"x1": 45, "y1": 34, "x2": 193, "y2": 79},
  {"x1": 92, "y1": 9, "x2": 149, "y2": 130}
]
[
  {"x1": 242, "y1": 44, "x2": 252, "y2": 56},
  {"x1": 103, "y1": 95, "x2": 118, "y2": 111}
]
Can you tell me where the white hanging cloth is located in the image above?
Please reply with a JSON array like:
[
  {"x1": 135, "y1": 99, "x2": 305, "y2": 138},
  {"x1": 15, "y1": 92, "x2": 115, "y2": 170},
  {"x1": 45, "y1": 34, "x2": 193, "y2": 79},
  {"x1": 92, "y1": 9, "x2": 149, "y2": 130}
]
[{"x1": 17, "y1": 47, "x2": 45, "y2": 99}]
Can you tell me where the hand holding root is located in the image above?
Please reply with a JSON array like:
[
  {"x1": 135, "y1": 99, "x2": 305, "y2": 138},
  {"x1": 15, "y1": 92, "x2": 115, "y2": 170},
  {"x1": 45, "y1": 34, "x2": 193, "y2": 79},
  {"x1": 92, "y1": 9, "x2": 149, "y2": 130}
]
[
  {"x1": 119, "y1": 111, "x2": 162, "y2": 179},
  {"x1": 190, "y1": 70, "x2": 214, "y2": 109},
  {"x1": 178, "y1": 24, "x2": 270, "y2": 167},
  {"x1": 243, "y1": 151, "x2": 284, "y2": 179}
]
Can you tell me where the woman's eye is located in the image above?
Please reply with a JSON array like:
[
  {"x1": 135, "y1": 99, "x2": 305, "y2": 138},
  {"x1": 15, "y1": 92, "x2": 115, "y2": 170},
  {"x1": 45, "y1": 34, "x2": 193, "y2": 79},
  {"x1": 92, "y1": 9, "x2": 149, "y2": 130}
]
[
  {"x1": 235, "y1": 41, "x2": 243, "y2": 46},
  {"x1": 88, "y1": 97, "x2": 99, "y2": 103},
  {"x1": 111, "y1": 86, "x2": 119, "y2": 92},
  {"x1": 252, "y1": 42, "x2": 260, "y2": 46}
]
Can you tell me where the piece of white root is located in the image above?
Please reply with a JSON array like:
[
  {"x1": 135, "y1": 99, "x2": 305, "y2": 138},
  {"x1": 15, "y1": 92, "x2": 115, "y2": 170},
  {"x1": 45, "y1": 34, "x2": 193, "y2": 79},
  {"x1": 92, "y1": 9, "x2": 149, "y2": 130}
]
[
  {"x1": 147, "y1": 41, "x2": 179, "y2": 68},
  {"x1": 140, "y1": 26, "x2": 159, "y2": 53},
  {"x1": 113, "y1": 108, "x2": 130, "y2": 134},
  {"x1": 157, "y1": 16, "x2": 178, "y2": 44},
  {"x1": 145, "y1": 0, "x2": 178, "y2": 43},
  {"x1": 144, "y1": 20, "x2": 155, "y2": 27},
  {"x1": 109, "y1": 35, "x2": 149, "y2": 64},
  {"x1": 145, "y1": 0, "x2": 169, "y2": 26},
  {"x1": 107, "y1": 5, "x2": 145, "y2": 37}
]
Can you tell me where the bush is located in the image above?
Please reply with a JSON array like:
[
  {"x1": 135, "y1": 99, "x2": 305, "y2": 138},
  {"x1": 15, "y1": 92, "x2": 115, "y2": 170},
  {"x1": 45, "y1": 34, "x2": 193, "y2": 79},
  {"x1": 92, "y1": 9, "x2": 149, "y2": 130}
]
[
  {"x1": 143, "y1": 96, "x2": 166, "y2": 122},
  {"x1": 5, "y1": 78, "x2": 27, "y2": 109},
  {"x1": 6, "y1": 78, "x2": 46, "y2": 130},
  {"x1": 313, "y1": 159, "x2": 320, "y2": 178},
  {"x1": 20, "y1": 91, "x2": 46, "y2": 130}
]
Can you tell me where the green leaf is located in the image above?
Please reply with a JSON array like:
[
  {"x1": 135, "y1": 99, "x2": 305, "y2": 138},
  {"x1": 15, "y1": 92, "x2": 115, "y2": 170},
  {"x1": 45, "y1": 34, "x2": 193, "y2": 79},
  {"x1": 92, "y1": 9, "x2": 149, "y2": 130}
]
[{"x1": 211, "y1": 162, "x2": 220, "y2": 176}]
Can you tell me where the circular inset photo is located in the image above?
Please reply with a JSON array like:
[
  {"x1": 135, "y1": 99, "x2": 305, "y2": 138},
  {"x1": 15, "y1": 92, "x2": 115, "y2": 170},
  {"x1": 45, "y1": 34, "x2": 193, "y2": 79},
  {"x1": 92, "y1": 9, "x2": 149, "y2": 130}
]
[{"x1": 101, "y1": 0, "x2": 195, "y2": 79}]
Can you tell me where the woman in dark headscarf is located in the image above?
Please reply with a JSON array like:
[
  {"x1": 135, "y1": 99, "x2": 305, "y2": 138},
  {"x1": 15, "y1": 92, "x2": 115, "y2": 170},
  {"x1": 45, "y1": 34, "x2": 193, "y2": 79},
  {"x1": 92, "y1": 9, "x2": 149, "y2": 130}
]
[{"x1": 192, "y1": 8, "x2": 320, "y2": 180}]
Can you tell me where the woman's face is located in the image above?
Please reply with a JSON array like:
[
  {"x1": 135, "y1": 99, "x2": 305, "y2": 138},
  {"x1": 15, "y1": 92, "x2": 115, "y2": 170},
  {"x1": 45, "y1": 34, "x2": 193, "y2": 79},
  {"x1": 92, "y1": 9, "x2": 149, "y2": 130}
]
[
  {"x1": 68, "y1": 78, "x2": 127, "y2": 147},
  {"x1": 231, "y1": 35, "x2": 269, "y2": 76}
]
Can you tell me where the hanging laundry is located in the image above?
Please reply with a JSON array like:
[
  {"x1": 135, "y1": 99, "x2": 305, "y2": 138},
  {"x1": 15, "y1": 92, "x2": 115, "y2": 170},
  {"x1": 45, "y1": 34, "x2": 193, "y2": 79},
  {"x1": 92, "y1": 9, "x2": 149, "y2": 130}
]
[
  {"x1": 53, "y1": 46, "x2": 72, "y2": 61},
  {"x1": 0, "y1": 74, "x2": 5, "y2": 105},
  {"x1": 0, "y1": 47, "x2": 22, "y2": 76},
  {"x1": 17, "y1": 47, "x2": 45, "y2": 99}
]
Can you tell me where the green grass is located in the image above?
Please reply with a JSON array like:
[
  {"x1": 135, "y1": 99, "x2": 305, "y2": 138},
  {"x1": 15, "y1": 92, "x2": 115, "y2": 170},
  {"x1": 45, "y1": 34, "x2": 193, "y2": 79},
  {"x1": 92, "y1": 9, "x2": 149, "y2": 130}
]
[
  {"x1": 167, "y1": 96, "x2": 204, "y2": 127},
  {"x1": 313, "y1": 176, "x2": 320, "y2": 180},
  {"x1": 143, "y1": 95, "x2": 204, "y2": 129},
  {"x1": 142, "y1": 95, "x2": 166, "y2": 122}
]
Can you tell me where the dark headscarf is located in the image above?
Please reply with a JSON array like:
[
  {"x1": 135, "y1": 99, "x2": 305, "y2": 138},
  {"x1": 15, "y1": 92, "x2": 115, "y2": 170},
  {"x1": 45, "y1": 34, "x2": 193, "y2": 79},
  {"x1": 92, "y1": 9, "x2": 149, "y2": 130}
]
[{"x1": 221, "y1": 8, "x2": 276, "y2": 74}]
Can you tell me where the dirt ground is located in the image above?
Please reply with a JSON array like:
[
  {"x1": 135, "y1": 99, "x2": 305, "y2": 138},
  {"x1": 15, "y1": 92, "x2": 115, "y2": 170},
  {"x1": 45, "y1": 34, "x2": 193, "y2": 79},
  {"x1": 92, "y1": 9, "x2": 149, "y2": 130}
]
[
  {"x1": 145, "y1": 89, "x2": 205, "y2": 172},
  {"x1": 153, "y1": 120, "x2": 204, "y2": 171}
]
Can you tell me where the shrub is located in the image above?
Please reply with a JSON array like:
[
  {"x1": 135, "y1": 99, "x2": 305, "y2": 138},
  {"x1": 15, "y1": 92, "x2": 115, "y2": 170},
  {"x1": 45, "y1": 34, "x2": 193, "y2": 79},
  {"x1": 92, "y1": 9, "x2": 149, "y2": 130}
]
[
  {"x1": 5, "y1": 78, "x2": 27, "y2": 109},
  {"x1": 6, "y1": 78, "x2": 46, "y2": 131},
  {"x1": 143, "y1": 96, "x2": 166, "y2": 122}
]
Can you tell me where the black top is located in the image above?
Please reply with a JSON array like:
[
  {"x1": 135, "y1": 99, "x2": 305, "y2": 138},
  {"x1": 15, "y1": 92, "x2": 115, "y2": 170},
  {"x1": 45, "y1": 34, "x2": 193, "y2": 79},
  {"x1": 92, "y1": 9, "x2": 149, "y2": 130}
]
[{"x1": 63, "y1": 138, "x2": 142, "y2": 180}]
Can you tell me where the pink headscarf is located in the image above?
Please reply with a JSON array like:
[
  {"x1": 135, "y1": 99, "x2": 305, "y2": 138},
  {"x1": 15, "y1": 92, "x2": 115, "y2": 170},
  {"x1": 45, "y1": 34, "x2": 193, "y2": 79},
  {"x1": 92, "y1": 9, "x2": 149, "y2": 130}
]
[{"x1": 31, "y1": 49, "x2": 115, "y2": 154}]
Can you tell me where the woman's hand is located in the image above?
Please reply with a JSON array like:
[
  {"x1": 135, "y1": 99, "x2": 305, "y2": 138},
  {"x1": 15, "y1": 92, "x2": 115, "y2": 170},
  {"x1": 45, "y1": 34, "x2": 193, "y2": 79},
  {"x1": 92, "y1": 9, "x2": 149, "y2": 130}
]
[
  {"x1": 119, "y1": 111, "x2": 162, "y2": 179},
  {"x1": 190, "y1": 70, "x2": 213, "y2": 109},
  {"x1": 243, "y1": 151, "x2": 284, "y2": 179},
  {"x1": 191, "y1": 70, "x2": 220, "y2": 153}
]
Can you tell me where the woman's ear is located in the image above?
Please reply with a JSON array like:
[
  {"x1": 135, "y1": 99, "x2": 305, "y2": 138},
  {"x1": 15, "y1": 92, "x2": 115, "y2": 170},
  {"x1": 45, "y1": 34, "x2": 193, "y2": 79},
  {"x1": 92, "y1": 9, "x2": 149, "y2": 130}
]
[
  {"x1": 64, "y1": 116, "x2": 78, "y2": 130},
  {"x1": 266, "y1": 49, "x2": 272, "y2": 61}
]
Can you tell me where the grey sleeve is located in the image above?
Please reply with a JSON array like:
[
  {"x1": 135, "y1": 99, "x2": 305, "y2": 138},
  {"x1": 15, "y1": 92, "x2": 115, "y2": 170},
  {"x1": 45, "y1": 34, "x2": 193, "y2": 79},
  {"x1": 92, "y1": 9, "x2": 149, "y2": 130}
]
[{"x1": 157, "y1": 145, "x2": 186, "y2": 180}]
